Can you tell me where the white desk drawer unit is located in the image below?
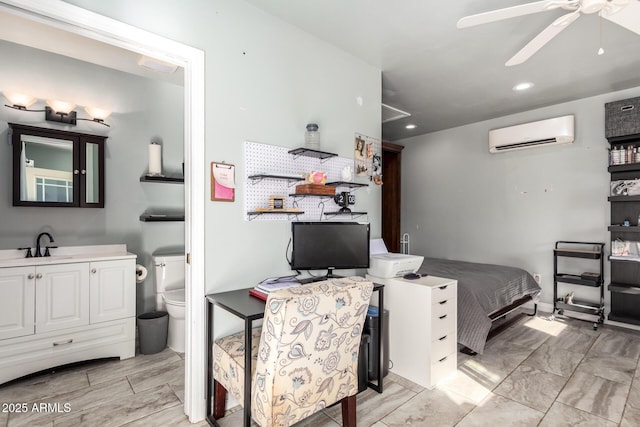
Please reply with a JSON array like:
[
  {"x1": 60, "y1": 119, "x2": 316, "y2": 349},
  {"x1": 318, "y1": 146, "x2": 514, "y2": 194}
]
[{"x1": 366, "y1": 274, "x2": 457, "y2": 389}]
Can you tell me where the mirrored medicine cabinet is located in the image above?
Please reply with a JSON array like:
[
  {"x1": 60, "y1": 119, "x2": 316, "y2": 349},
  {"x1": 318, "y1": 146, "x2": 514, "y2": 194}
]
[{"x1": 10, "y1": 123, "x2": 106, "y2": 208}]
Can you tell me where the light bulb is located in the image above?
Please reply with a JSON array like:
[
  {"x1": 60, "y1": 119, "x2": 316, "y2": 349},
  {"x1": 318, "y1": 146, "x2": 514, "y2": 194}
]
[
  {"x1": 46, "y1": 99, "x2": 76, "y2": 114},
  {"x1": 3, "y1": 92, "x2": 36, "y2": 108},
  {"x1": 84, "y1": 106, "x2": 111, "y2": 121}
]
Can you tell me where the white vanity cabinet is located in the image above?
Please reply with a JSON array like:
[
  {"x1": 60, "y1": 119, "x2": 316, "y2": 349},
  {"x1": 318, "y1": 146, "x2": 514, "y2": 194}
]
[
  {"x1": 0, "y1": 245, "x2": 136, "y2": 385},
  {"x1": 366, "y1": 274, "x2": 458, "y2": 389},
  {"x1": 0, "y1": 266, "x2": 35, "y2": 340}
]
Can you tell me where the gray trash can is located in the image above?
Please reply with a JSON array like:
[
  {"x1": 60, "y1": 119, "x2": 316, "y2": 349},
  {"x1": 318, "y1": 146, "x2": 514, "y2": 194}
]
[{"x1": 137, "y1": 311, "x2": 168, "y2": 354}]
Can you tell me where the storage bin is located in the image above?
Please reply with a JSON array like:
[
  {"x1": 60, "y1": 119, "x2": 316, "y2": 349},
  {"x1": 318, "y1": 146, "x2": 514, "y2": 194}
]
[{"x1": 605, "y1": 96, "x2": 640, "y2": 140}]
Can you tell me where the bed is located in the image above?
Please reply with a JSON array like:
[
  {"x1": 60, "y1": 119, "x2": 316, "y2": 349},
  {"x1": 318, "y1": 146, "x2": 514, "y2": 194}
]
[{"x1": 417, "y1": 257, "x2": 542, "y2": 354}]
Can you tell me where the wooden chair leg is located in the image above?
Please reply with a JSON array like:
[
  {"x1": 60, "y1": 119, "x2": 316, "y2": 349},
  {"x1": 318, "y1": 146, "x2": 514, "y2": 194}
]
[
  {"x1": 213, "y1": 380, "x2": 227, "y2": 419},
  {"x1": 341, "y1": 394, "x2": 356, "y2": 427}
]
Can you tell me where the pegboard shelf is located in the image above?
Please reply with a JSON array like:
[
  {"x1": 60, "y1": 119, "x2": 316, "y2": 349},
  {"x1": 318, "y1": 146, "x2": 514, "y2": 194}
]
[
  {"x1": 288, "y1": 147, "x2": 338, "y2": 161},
  {"x1": 248, "y1": 174, "x2": 305, "y2": 184},
  {"x1": 324, "y1": 211, "x2": 367, "y2": 219},
  {"x1": 247, "y1": 211, "x2": 305, "y2": 221},
  {"x1": 326, "y1": 181, "x2": 368, "y2": 189},
  {"x1": 289, "y1": 193, "x2": 334, "y2": 200}
]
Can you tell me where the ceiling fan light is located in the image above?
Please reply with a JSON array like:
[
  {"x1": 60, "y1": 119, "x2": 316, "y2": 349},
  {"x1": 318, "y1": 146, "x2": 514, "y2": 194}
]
[
  {"x1": 3, "y1": 92, "x2": 37, "y2": 108},
  {"x1": 513, "y1": 82, "x2": 535, "y2": 91},
  {"x1": 46, "y1": 99, "x2": 76, "y2": 115}
]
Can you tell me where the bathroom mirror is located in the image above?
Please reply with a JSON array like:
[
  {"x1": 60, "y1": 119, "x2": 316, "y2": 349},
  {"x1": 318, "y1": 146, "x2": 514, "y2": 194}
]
[{"x1": 11, "y1": 123, "x2": 106, "y2": 207}]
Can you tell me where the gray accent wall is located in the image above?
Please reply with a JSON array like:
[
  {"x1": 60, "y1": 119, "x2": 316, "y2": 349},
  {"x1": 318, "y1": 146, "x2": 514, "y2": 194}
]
[
  {"x1": 0, "y1": 39, "x2": 184, "y2": 314},
  {"x1": 399, "y1": 86, "x2": 640, "y2": 312}
]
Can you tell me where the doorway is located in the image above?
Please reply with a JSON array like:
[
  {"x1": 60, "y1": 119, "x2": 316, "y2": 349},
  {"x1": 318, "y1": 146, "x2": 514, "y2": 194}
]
[
  {"x1": 382, "y1": 141, "x2": 404, "y2": 253},
  {"x1": 0, "y1": 0, "x2": 206, "y2": 421}
]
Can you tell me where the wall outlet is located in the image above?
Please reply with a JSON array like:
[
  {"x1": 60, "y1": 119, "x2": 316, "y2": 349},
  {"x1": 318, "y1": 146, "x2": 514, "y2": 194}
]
[{"x1": 533, "y1": 273, "x2": 542, "y2": 285}]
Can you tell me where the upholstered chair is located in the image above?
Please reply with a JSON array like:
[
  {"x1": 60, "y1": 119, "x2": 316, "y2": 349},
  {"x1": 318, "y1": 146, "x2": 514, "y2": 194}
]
[{"x1": 213, "y1": 276, "x2": 373, "y2": 427}]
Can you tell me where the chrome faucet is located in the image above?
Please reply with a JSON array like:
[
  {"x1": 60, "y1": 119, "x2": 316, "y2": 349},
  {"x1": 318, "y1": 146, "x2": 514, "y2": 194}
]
[{"x1": 35, "y1": 232, "x2": 55, "y2": 257}]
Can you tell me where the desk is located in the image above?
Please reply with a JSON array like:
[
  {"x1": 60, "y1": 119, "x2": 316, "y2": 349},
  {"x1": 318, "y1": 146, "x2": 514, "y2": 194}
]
[{"x1": 205, "y1": 282, "x2": 384, "y2": 427}]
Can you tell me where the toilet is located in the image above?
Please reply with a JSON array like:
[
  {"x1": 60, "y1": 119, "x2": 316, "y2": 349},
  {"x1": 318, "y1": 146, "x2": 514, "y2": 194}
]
[{"x1": 154, "y1": 254, "x2": 185, "y2": 353}]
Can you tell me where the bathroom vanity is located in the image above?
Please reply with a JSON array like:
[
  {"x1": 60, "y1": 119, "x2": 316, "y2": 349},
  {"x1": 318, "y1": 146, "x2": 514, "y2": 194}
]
[{"x1": 0, "y1": 245, "x2": 136, "y2": 384}]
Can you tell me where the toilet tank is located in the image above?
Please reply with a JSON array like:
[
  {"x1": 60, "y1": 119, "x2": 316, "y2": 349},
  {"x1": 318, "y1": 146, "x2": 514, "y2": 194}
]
[{"x1": 154, "y1": 254, "x2": 185, "y2": 292}]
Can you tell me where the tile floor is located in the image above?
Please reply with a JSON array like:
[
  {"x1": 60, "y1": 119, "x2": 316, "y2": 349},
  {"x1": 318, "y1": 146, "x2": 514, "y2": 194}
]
[{"x1": 2, "y1": 312, "x2": 640, "y2": 426}]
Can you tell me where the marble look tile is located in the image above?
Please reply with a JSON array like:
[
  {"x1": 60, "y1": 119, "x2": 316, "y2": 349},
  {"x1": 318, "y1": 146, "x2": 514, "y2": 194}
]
[
  {"x1": 386, "y1": 371, "x2": 425, "y2": 394},
  {"x1": 86, "y1": 348, "x2": 181, "y2": 386},
  {"x1": 495, "y1": 316, "x2": 553, "y2": 350},
  {"x1": 0, "y1": 370, "x2": 89, "y2": 404},
  {"x1": 127, "y1": 358, "x2": 184, "y2": 394},
  {"x1": 539, "y1": 402, "x2": 617, "y2": 427},
  {"x1": 621, "y1": 404, "x2": 640, "y2": 427},
  {"x1": 52, "y1": 384, "x2": 180, "y2": 427},
  {"x1": 121, "y1": 404, "x2": 208, "y2": 427},
  {"x1": 589, "y1": 330, "x2": 640, "y2": 360},
  {"x1": 381, "y1": 387, "x2": 474, "y2": 426},
  {"x1": 323, "y1": 381, "x2": 415, "y2": 426},
  {"x1": 437, "y1": 365, "x2": 495, "y2": 405},
  {"x1": 576, "y1": 353, "x2": 637, "y2": 384},
  {"x1": 457, "y1": 393, "x2": 544, "y2": 427},
  {"x1": 545, "y1": 326, "x2": 599, "y2": 354},
  {"x1": 7, "y1": 378, "x2": 132, "y2": 427},
  {"x1": 627, "y1": 377, "x2": 640, "y2": 409},
  {"x1": 557, "y1": 371, "x2": 630, "y2": 423},
  {"x1": 493, "y1": 364, "x2": 567, "y2": 412},
  {"x1": 1, "y1": 411, "x2": 8, "y2": 427},
  {"x1": 523, "y1": 343, "x2": 584, "y2": 377}
]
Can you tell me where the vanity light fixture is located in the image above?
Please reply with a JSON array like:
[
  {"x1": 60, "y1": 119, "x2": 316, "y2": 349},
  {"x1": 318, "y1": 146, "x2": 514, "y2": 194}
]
[{"x1": 2, "y1": 92, "x2": 111, "y2": 127}]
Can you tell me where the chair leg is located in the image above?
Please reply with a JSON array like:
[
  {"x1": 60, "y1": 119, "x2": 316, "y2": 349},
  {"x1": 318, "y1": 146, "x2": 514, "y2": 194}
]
[
  {"x1": 341, "y1": 394, "x2": 356, "y2": 427},
  {"x1": 213, "y1": 380, "x2": 227, "y2": 419}
]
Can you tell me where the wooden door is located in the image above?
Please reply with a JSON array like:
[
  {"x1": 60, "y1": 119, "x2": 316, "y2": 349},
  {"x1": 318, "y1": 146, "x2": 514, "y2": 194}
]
[{"x1": 382, "y1": 142, "x2": 404, "y2": 253}]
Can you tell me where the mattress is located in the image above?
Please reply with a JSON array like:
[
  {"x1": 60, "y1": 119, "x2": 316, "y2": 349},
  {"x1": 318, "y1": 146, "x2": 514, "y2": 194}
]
[{"x1": 418, "y1": 257, "x2": 541, "y2": 354}]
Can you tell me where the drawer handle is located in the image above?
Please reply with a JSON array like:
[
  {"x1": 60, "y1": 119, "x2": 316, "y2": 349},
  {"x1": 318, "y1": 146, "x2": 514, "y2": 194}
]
[
  {"x1": 53, "y1": 339, "x2": 73, "y2": 347},
  {"x1": 439, "y1": 356, "x2": 448, "y2": 362},
  {"x1": 438, "y1": 300, "x2": 447, "y2": 305},
  {"x1": 438, "y1": 335, "x2": 447, "y2": 341},
  {"x1": 438, "y1": 285, "x2": 448, "y2": 290},
  {"x1": 439, "y1": 314, "x2": 447, "y2": 320},
  {"x1": 621, "y1": 105, "x2": 634, "y2": 112},
  {"x1": 28, "y1": 274, "x2": 35, "y2": 280}
]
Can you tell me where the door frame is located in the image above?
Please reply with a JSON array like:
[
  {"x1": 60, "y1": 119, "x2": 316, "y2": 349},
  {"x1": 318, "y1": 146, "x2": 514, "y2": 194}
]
[{"x1": 0, "y1": 0, "x2": 207, "y2": 421}]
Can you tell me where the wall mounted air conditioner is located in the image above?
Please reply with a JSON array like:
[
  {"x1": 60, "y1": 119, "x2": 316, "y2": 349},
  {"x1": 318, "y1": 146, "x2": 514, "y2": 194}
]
[{"x1": 489, "y1": 115, "x2": 574, "y2": 153}]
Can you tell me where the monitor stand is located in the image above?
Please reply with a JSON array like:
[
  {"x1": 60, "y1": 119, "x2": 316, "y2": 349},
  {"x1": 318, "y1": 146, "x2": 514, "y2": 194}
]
[{"x1": 299, "y1": 269, "x2": 343, "y2": 284}]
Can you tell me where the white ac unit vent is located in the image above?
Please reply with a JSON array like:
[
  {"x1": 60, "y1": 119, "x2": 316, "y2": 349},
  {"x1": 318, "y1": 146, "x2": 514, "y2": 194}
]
[{"x1": 489, "y1": 115, "x2": 574, "y2": 153}]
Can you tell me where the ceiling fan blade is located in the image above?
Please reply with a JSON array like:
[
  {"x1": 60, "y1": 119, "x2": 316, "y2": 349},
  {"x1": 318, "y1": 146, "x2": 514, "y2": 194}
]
[
  {"x1": 457, "y1": 0, "x2": 569, "y2": 28},
  {"x1": 505, "y1": 10, "x2": 581, "y2": 66},
  {"x1": 602, "y1": 0, "x2": 640, "y2": 36}
]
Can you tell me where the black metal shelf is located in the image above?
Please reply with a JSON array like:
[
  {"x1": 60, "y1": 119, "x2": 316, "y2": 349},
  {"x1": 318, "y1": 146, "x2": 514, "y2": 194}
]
[
  {"x1": 554, "y1": 248, "x2": 602, "y2": 259},
  {"x1": 324, "y1": 211, "x2": 367, "y2": 219},
  {"x1": 140, "y1": 175, "x2": 184, "y2": 184},
  {"x1": 555, "y1": 274, "x2": 601, "y2": 287},
  {"x1": 139, "y1": 213, "x2": 185, "y2": 222},
  {"x1": 608, "y1": 195, "x2": 640, "y2": 202},
  {"x1": 247, "y1": 211, "x2": 304, "y2": 221},
  {"x1": 609, "y1": 256, "x2": 640, "y2": 263},
  {"x1": 609, "y1": 225, "x2": 640, "y2": 232},
  {"x1": 325, "y1": 181, "x2": 369, "y2": 189},
  {"x1": 608, "y1": 314, "x2": 640, "y2": 326},
  {"x1": 288, "y1": 147, "x2": 337, "y2": 161},
  {"x1": 556, "y1": 299, "x2": 603, "y2": 315},
  {"x1": 609, "y1": 283, "x2": 640, "y2": 294},
  {"x1": 248, "y1": 174, "x2": 304, "y2": 184},
  {"x1": 288, "y1": 193, "x2": 335, "y2": 199},
  {"x1": 608, "y1": 164, "x2": 640, "y2": 173}
]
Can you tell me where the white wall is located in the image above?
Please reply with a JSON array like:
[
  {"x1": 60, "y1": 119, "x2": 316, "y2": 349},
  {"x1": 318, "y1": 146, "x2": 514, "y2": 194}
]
[
  {"x1": 60, "y1": 0, "x2": 382, "y2": 327},
  {"x1": 0, "y1": 39, "x2": 185, "y2": 314},
  {"x1": 399, "y1": 86, "x2": 640, "y2": 310}
]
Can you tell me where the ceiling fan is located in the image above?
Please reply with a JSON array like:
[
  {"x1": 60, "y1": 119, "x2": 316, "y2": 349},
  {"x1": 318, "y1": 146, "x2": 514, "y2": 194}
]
[{"x1": 457, "y1": 0, "x2": 640, "y2": 66}]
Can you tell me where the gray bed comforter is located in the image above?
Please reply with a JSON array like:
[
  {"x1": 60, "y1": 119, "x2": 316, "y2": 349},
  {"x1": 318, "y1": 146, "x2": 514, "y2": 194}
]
[{"x1": 417, "y1": 257, "x2": 541, "y2": 354}]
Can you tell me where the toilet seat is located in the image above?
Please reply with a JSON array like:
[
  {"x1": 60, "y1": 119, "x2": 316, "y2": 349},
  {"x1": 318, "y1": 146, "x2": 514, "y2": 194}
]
[{"x1": 163, "y1": 288, "x2": 185, "y2": 306}]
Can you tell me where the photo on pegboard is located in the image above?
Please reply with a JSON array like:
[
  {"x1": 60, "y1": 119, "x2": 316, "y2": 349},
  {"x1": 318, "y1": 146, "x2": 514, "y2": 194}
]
[{"x1": 354, "y1": 133, "x2": 382, "y2": 185}]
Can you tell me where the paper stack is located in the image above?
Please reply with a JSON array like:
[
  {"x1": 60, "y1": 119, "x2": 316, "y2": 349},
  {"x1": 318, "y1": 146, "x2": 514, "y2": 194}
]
[{"x1": 249, "y1": 275, "x2": 300, "y2": 301}]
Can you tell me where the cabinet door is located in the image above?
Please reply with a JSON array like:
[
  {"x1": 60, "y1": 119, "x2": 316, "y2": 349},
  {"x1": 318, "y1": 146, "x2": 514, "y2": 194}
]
[
  {"x1": 90, "y1": 260, "x2": 136, "y2": 324},
  {"x1": 0, "y1": 266, "x2": 36, "y2": 340},
  {"x1": 35, "y1": 263, "x2": 90, "y2": 333}
]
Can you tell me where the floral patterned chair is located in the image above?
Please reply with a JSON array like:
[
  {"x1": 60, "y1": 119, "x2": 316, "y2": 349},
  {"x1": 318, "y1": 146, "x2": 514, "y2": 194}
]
[{"x1": 213, "y1": 276, "x2": 373, "y2": 427}]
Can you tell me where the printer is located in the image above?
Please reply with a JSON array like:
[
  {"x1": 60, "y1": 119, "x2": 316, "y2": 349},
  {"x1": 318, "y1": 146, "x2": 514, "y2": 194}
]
[{"x1": 367, "y1": 239, "x2": 424, "y2": 278}]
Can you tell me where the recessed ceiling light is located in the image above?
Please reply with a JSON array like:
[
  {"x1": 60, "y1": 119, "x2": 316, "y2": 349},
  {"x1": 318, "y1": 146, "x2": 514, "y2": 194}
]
[
  {"x1": 405, "y1": 124, "x2": 416, "y2": 129},
  {"x1": 513, "y1": 82, "x2": 534, "y2": 91}
]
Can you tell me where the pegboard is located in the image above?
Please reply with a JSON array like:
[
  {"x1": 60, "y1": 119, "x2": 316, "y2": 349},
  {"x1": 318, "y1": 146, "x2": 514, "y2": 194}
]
[{"x1": 244, "y1": 141, "x2": 367, "y2": 221}]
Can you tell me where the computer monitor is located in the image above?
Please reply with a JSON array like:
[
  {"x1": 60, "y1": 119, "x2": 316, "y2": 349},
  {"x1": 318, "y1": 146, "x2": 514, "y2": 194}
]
[{"x1": 290, "y1": 221, "x2": 370, "y2": 277}]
